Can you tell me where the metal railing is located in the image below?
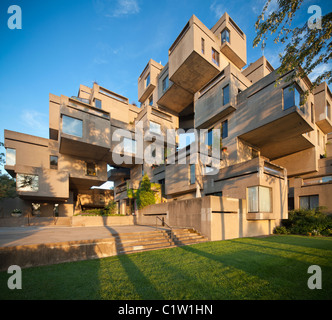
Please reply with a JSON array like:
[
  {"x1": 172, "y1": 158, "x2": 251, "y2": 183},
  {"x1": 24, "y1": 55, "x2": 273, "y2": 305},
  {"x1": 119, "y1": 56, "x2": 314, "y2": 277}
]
[{"x1": 156, "y1": 216, "x2": 173, "y2": 245}]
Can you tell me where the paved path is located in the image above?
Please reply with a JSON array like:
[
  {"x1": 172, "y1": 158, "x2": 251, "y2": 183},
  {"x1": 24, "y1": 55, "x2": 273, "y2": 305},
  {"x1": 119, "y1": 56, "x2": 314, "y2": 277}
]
[{"x1": 0, "y1": 225, "x2": 169, "y2": 247}]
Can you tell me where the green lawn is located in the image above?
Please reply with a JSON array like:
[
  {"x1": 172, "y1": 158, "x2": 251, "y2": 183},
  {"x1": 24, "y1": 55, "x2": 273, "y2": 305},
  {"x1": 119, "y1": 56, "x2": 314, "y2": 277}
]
[{"x1": 1, "y1": 235, "x2": 331, "y2": 300}]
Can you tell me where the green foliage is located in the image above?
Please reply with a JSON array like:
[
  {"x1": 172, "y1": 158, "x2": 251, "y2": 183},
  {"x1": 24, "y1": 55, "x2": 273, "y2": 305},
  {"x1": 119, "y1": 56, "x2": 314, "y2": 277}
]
[
  {"x1": 80, "y1": 200, "x2": 121, "y2": 216},
  {"x1": 0, "y1": 174, "x2": 17, "y2": 199},
  {"x1": 273, "y1": 226, "x2": 289, "y2": 235},
  {"x1": 136, "y1": 174, "x2": 156, "y2": 210},
  {"x1": 253, "y1": 0, "x2": 332, "y2": 97},
  {"x1": 280, "y1": 208, "x2": 332, "y2": 236},
  {"x1": 104, "y1": 200, "x2": 118, "y2": 215}
]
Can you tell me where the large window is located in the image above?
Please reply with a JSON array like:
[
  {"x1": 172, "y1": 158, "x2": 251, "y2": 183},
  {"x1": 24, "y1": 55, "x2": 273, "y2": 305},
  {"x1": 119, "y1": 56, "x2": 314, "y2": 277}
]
[
  {"x1": 221, "y1": 28, "x2": 230, "y2": 44},
  {"x1": 300, "y1": 195, "x2": 319, "y2": 210},
  {"x1": 212, "y1": 48, "x2": 220, "y2": 67},
  {"x1": 6, "y1": 148, "x2": 16, "y2": 166},
  {"x1": 189, "y1": 164, "x2": 196, "y2": 185},
  {"x1": 145, "y1": 73, "x2": 150, "y2": 88},
  {"x1": 17, "y1": 174, "x2": 39, "y2": 192},
  {"x1": 123, "y1": 138, "x2": 137, "y2": 155},
  {"x1": 248, "y1": 186, "x2": 272, "y2": 213},
  {"x1": 283, "y1": 84, "x2": 304, "y2": 112},
  {"x1": 62, "y1": 115, "x2": 83, "y2": 138},
  {"x1": 223, "y1": 84, "x2": 230, "y2": 105},
  {"x1": 150, "y1": 121, "x2": 161, "y2": 134}
]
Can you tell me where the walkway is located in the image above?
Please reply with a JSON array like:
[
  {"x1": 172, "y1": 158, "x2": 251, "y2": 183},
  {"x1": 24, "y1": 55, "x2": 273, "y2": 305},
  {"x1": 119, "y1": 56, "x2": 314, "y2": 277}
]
[{"x1": 0, "y1": 225, "x2": 169, "y2": 248}]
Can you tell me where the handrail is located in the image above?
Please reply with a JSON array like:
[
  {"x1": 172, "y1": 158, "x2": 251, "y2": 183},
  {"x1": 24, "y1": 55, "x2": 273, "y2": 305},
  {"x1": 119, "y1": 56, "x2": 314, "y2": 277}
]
[{"x1": 156, "y1": 216, "x2": 173, "y2": 245}]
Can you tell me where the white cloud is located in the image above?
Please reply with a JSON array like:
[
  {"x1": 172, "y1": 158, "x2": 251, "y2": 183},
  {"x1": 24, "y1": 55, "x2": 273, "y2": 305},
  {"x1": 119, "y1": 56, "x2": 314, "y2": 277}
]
[
  {"x1": 309, "y1": 63, "x2": 331, "y2": 83},
  {"x1": 94, "y1": 0, "x2": 140, "y2": 18},
  {"x1": 210, "y1": 1, "x2": 225, "y2": 19},
  {"x1": 20, "y1": 110, "x2": 48, "y2": 137}
]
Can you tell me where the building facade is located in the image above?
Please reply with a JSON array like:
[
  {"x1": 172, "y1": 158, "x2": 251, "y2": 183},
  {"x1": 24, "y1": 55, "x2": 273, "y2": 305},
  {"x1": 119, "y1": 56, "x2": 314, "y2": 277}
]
[{"x1": 2, "y1": 13, "x2": 331, "y2": 238}]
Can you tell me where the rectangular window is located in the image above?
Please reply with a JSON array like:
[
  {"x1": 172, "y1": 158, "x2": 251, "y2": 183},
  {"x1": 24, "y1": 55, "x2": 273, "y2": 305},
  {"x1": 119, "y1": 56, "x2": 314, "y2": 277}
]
[
  {"x1": 206, "y1": 129, "x2": 213, "y2": 147},
  {"x1": 283, "y1": 84, "x2": 304, "y2": 112},
  {"x1": 50, "y1": 155, "x2": 58, "y2": 170},
  {"x1": 248, "y1": 186, "x2": 272, "y2": 213},
  {"x1": 145, "y1": 73, "x2": 150, "y2": 88},
  {"x1": 201, "y1": 38, "x2": 205, "y2": 54},
  {"x1": 317, "y1": 130, "x2": 320, "y2": 146},
  {"x1": 95, "y1": 99, "x2": 102, "y2": 109},
  {"x1": 311, "y1": 103, "x2": 314, "y2": 123},
  {"x1": 86, "y1": 162, "x2": 97, "y2": 176},
  {"x1": 149, "y1": 95, "x2": 153, "y2": 106},
  {"x1": 189, "y1": 164, "x2": 196, "y2": 185},
  {"x1": 300, "y1": 195, "x2": 319, "y2": 210},
  {"x1": 223, "y1": 84, "x2": 230, "y2": 105},
  {"x1": 6, "y1": 148, "x2": 16, "y2": 166},
  {"x1": 123, "y1": 138, "x2": 137, "y2": 155},
  {"x1": 222, "y1": 120, "x2": 228, "y2": 139},
  {"x1": 221, "y1": 28, "x2": 230, "y2": 44},
  {"x1": 17, "y1": 174, "x2": 39, "y2": 192},
  {"x1": 212, "y1": 48, "x2": 220, "y2": 67},
  {"x1": 62, "y1": 115, "x2": 83, "y2": 138},
  {"x1": 150, "y1": 121, "x2": 161, "y2": 134},
  {"x1": 162, "y1": 76, "x2": 169, "y2": 93}
]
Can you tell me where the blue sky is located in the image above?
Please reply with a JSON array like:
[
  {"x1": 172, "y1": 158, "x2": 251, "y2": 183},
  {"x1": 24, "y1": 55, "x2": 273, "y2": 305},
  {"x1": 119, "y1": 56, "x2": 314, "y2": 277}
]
[{"x1": 0, "y1": 0, "x2": 331, "y2": 148}]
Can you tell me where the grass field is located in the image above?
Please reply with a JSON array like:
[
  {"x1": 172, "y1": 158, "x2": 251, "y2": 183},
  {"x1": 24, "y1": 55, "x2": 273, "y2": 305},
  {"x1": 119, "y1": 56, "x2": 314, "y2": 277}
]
[{"x1": 0, "y1": 235, "x2": 331, "y2": 300}]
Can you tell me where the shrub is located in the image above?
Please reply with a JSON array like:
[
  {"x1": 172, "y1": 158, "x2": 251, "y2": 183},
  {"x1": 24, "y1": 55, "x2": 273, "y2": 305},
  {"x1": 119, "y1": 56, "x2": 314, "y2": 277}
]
[
  {"x1": 281, "y1": 208, "x2": 332, "y2": 236},
  {"x1": 273, "y1": 226, "x2": 288, "y2": 234},
  {"x1": 136, "y1": 174, "x2": 156, "y2": 210},
  {"x1": 104, "y1": 200, "x2": 118, "y2": 215}
]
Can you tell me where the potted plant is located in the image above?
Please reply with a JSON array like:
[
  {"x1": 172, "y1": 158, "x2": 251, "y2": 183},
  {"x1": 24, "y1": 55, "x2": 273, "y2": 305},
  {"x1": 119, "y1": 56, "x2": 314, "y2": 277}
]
[{"x1": 11, "y1": 209, "x2": 22, "y2": 218}]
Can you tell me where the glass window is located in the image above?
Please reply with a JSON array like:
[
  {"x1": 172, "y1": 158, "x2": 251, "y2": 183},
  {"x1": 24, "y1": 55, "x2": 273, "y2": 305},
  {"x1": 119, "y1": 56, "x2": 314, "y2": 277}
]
[
  {"x1": 6, "y1": 148, "x2": 16, "y2": 166},
  {"x1": 223, "y1": 84, "x2": 229, "y2": 105},
  {"x1": 221, "y1": 29, "x2": 230, "y2": 44},
  {"x1": 123, "y1": 138, "x2": 137, "y2": 155},
  {"x1": 201, "y1": 38, "x2": 205, "y2": 54},
  {"x1": 283, "y1": 84, "x2": 304, "y2": 112},
  {"x1": 150, "y1": 121, "x2": 161, "y2": 134},
  {"x1": 17, "y1": 174, "x2": 39, "y2": 192},
  {"x1": 86, "y1": 162, "x2": 97, "y2": 176},
  {"x1": 95, "y1": 99, "x2": 102, "y2": 109},
  {"x1": 145, "y1": 73, "x2": 150, "y2": 88},
  {"x1": 149, "y1": 95, "x2": 153, "y2": 106},
  {"x1": 222, "y1": 120, "x2": 228, "y2": 139},
  {"x1": 206, "y1": 129, "x2": 213, "y2": 146},
  {"x1": 50, "y1": 155, "x2": 58, "y2": 169},
  {"x1": 248, "y1": 186, "x2": 272, "y2": 213},
  {"x1": 62, "y1": 115, "x2": 83, "y2": 138},
  {"x1": 300, "y1": 195, "x2": 319, "y2": 210},
  {"x1": 327, "y1": 101, "x2": 331, "y2": 120},
  {"x1": 212, "y1": 48, "x2": 220, "y2": 67},
  {"x1": 162, "y1": 76, "x2": 169, "y2": 93},
  {"x1": 190, "y1": 164, "x2": 195, "y2": 185}
]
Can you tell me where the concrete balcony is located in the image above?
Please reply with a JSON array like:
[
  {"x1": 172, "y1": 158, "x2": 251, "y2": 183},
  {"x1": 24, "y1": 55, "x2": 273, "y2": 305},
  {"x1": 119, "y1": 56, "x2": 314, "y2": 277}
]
[
  {"x1": 108, "y1": 167, "x2": 130, "y2": 181},
  {"x1": 59, "y1": 99, "x2": 111, "y2": 160},
  {"x1": 168, "y1": 15, "x2": 222, "y2": 102}
]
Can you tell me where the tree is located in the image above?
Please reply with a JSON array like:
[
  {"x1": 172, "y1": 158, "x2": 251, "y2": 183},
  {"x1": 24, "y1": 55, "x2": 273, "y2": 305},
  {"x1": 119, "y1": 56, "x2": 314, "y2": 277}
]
[
  {"x1": 253, "y1": 0, "x2": 331, "y2": 97},
  {"x1": 0, "y1": 174, "x2": 17, "y2": 199},
  {"x1": 136, "y1": 174, "x2": 156, "y2": 210}
]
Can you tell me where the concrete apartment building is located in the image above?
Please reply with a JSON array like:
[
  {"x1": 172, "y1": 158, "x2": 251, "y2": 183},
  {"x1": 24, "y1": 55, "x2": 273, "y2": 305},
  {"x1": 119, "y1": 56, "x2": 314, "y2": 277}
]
[{"x1": 2, "y1": 13, "x2": 332, "y2": 240}]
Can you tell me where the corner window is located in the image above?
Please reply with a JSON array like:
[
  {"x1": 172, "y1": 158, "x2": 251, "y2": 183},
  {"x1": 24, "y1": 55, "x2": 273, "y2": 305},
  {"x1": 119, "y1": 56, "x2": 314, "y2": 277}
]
[
  {"x1": 248, "y1": 186, "x2": 272, "y2": 213},
  {"x1": 95, "y1": 99, "x2": 102, "y2": 109},
  {"x1": 300, "y1": 195, "x2": 319, "y2": 210},
  {"x1": 212, "y1": 48, "x2": 220, "y2": 67},
  {"x1": 6, "y1": 148, "x2": 16, "y2": 166},
  {"x1": 223, "y1": 84, "x2": 230, "y2": 105},
  {"x1": 50, "y1": 155, "x2": 58, "y2": 170},
  {"x1": 62, "y1": 115, "x2": 83, "y2": 138},
  {"x1": 86, "y1": 162, "x2": 97, "y2": 176},
  {"x1": 283, "y1": 84, "x2": 304, "y2": 113},
  {"x1": 189, "y1": 164, "x2": 196, "y2": 185},
  {"x1": 17, "y1": 174, "x2": 39, "y2": 192},
  {"x1": 145, "y1": 73, "x2": 150, "y2": 88},
  {"x1": 221, "y1": 28, "x2": 230, "y2": 44}
]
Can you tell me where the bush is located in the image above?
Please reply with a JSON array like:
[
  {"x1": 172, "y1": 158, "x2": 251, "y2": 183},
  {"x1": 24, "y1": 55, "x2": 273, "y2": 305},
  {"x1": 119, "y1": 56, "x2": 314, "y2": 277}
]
[
  {"x1": 281, "y1": 208, "x2": 332, "y2": 236},
  {"x1": 273, "y1": 226, "x2": 288, "y2": 235},
  {"x1": 104, "y1": 200, "x2": 118, "y2": 215},
  {"x1": 136, "y1": 174, "x2": 156, "y2": 210}
]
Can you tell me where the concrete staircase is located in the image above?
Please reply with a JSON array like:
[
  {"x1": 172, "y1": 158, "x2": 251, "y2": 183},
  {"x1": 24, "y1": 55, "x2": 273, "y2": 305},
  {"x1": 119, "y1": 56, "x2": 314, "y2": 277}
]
[{"x1": 115, "y1": 228, "x2": 208, "y2": 254}]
